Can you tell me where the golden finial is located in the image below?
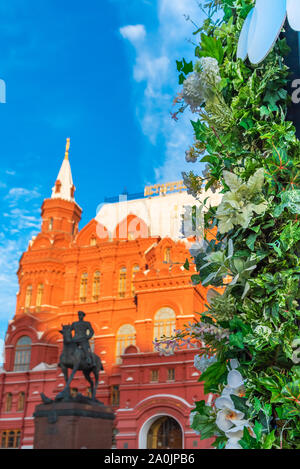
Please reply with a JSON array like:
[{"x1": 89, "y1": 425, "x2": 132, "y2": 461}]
[{"x1": 64, "y1": 137, "x2": 70, "y2": 160}]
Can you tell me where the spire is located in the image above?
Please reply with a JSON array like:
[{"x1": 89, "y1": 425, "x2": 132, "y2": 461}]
[
  {"x1": 51, "y1": 138, "x2": 76, "y2": 202},
  {"x1": 64, "y1": 137, "x2": 70, "y2": 160}
]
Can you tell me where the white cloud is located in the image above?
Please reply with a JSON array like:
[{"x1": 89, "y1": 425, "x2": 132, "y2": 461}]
[
  {"x1": 0, "y1": 237, "x2": 22, "y2": 322},
  {"x1": 119, "y1": 0, "x2": 204, "y2": 181},
  {"x1": 0, "y1": 229, "x2": 40, "y2": 347},
  {"x1": 120, "y1": 24, "x2": 146, "y2": 43},
  {"x1": 134, "y1": 54, "x2": 170, "y2": 88},
  {"x1": 3, "y1": 208, "x2": 41, "y2": 232},
  {"x1": 5, "y1": 187, "x2": 41, "y2": 207},
  {"x1": 5, "y1": 170, "x2": 16, "y2": 176},
  {"x1": 0, "y1": 184, "x2": 41, "y2": 343},
  {"x1": 6, "y1": 187, "x2": 40, "y2": 199}
]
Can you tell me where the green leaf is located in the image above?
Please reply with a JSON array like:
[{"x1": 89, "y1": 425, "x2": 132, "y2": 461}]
[
  {"x1": 230, "y1": 395, "x2": 250, "y2": 417},
  {"x1": 239, "y1": 426, "x2": 258, "y2": 449},
  {"x1": 198, "y1": 361, "x2": 227, "y2": 394},
  {"x1": 262, "y1": 430, "x2": 276, "y2": 449},
  {"x1": 176, "y1": 60, "x2": 183, "y2": 72},
  {"x1": 246, "y1": 233, "x2": 258, "y2": 251},
  {"x1": 253, "y1": 421, "x2": 263, "y2": 442},
  {"x1": 182, "y1": 58, "x2": 193, "y2": 75},
  {"x1": 229, "y1": 331, "x2": 244, "y2": 349},
  {"x1": 253, "y1": 397, "x2": 262, "y2": 413},
  {"x1": 178, "y1": 73, "x2": 186, "y2": 85},
  {"x1": 199, "y1": 34, "x2": 224, "y2": 64}
]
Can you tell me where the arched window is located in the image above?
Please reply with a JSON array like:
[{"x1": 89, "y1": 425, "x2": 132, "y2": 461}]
[
  {"x1": 92, "y1": 271, "x2": 101, "y2": 301},
  {"x1": 55, "y1": 180, "x2": 61, "y2": 194},
  {"x1": 131, "y1": 264, "x2": 139, "y2": 296},
  {"x1": 17, "y1": 392, "x2": 25, "y2": 412},
  {"x1": 90, "y1": 237, "x2": 97, "y2": 246},
  {"x1": 80, "y1": 272, "x2": 88, "y2": 303},
  {"x1": 49, "y1": 217, "x2": 53, "y2": 231},
  {"x1": 116, "y1": 324, "x2": 136, "y2": 364},
  {"x1": 5, "y1": 393, "x2": 12, "y2": 412},
  {"x1": 164, "y1": 247, "x2": 171, "y2": 263},
  {"x1": 118, "y1": 267, "x2": 127, "y2": 298},
  {"x1": 36, "y1": 283, "x2": 44, "y2": 311},
  {"x1": 14, "y1": 336, "x2": 32, "y2": 372},
  {"x1": 153, "y1": 308, "x2": 176, "y2": 348},
  {"x1": 25, "y1": 285, "x2": 32, "y2": 313}
]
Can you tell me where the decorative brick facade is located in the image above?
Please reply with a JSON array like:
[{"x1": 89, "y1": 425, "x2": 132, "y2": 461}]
[{"x1": 0, "y1": 150, "x2": 219, "y2": 449}]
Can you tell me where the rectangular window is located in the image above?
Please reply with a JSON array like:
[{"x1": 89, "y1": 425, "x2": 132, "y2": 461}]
[
  {"x1": 80, "y1": 273, "x2": 88, "y2": 303},
  {"x1": 1, "y1": 430, "x2": 21, "y2": 449},
  {"x1": 110, "y1": 385, "x2": 120, "y2": 406},
  {"x1": 25, "y1": 285, "x2": 32, "y2": 313},
  {"x1": 92, "y1": 271, "x2": 101, "y2": 301},
  {"x1": 131, "y1": 265, "x2": 139, "y2": 296},
  {"x1": 36, "y1": 283, "x2": 44, "y2": 312},
  {"x1": 164, "y1": 247, "x2": 171, "y2": 263},
  {"x1": 118, "y1": 268, "x2": 127, "y2": 298},
  {"x1": 167, "y1": 368, "x2": 175, "y2": 381},
  {"x1": 150, "y1": 370, "x2": 159, "y2": 382}
]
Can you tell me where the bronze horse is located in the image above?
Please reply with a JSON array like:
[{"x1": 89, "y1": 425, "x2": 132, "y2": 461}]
[{"x1": 57, "y1": 324, "x2": 103, "y2": 401}]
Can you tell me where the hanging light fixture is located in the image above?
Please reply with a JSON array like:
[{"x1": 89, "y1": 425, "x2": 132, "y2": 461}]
[{"x1": 237, "y1": 0, "x2": 300, "y2": 65}]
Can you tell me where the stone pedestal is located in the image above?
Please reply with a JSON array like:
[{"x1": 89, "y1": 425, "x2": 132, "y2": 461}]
[{"x1": 33, "y1": 400, "x2": 115, "y2": 449}]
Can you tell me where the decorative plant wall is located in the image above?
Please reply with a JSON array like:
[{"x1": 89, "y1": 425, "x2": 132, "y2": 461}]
[{"x1": 159, "y1": 0, "x2": 300, "y2": 449}]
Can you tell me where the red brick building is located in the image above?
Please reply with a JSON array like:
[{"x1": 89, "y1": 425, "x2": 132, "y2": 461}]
[{"x1": 0, "y1": 142, "x2": 221, "y2": 449}]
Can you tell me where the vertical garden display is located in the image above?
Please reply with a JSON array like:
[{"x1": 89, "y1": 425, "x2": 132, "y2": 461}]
[{"x1": 162, "y1": 0, "x2": 300, "y2": 449}]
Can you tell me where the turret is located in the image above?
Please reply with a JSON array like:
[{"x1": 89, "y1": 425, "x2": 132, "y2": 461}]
[{"x1": 41, "y1": 138, "x2": 82, "y2": 237}]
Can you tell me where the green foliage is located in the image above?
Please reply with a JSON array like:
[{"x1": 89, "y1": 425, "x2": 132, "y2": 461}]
[
  {"x1": 198, "y1": 360, "x2": 228, "y2": 393},
  {"x1": 198, "y1": 34, "x2": 224, "y2": 64},
  {"x1": 216, "y1": 169, "x2": 268, "y2": 234},
  {"x1": 191, "y1": 401, "x2": 220, "y2": 440},
  {"x1": 176, "y1": 58, "x2": 193, "y2": 84},
  {"x1": 174, "y1": 0, "x2": 300, "y2": 450}
]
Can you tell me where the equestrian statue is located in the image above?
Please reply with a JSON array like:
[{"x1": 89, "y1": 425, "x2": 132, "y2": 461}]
[{"x1": 42, "y1": 311, "x2": 104, "y2": 403}]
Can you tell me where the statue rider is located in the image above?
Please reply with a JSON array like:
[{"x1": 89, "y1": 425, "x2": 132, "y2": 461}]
[{"x1": 70, "y1": 311, "x2": 94, "y2": 367}]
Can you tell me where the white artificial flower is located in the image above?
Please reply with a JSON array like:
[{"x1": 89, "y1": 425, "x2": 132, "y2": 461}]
[
  {"x1": 194, "y1": 354, "x2": 217, "y2": 373},
  {"x1": 225, "y1": 421, "x2": 253, "y2": 440},
  {"x1": 182, "y1": 72, "x2": 205, "y2": 113},
  {"x1": 229, "y1": 359, "x2": 240, "y2": 370},
  {"x1": 228, "y1": 369, "x2": 244, "y2": 389},
  {"x1": 200, "y1": 57, "x2": 221, "y2": 88},
  {"x1": 215, "y1": 396, "x2": 245, "y2": 432},
  {"x1": 237, "y1": 0, "x2": 300, "y2": 65},
  {"x1": 291, "y1": 338, "x2": 300, "y2": 364},
  {"x1": 225, "y1": 438, "x2": 243, "y2": 450},
  {"x1": 225, "y1": 426, "x2": 244, "y2": 441},
  {"x1": 182, "y1": 57, "x2": 221, "y2": 112},
  {"x1": 221, "y1": 369, "x2": 246, "y2": 399},
  {"x1": 185, "y1": 148, "x2": 197, "y2": 163},
  {"x1": 215, "y1": 366, "x2": 253, "y2": 449}
]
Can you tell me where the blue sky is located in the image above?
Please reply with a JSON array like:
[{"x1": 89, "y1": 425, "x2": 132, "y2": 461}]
[{"x1": 0, "y1": 0, "x2": 205, "y2": 354}]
